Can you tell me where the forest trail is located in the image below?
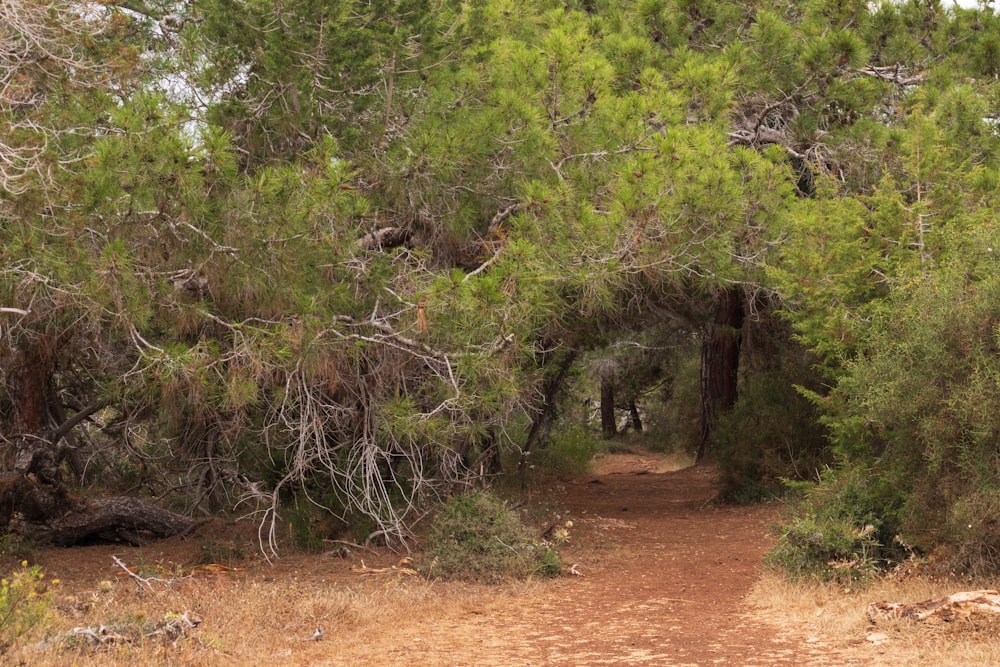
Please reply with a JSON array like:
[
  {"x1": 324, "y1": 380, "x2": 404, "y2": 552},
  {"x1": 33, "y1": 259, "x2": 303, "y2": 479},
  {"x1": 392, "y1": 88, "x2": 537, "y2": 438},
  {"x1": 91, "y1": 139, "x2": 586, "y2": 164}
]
[
  {"x1": 29, "y1": 453, "x2": 851, "y2": 666},
  {"x1": 358, "y1": 454, "x2": 845, "y2": 666}
]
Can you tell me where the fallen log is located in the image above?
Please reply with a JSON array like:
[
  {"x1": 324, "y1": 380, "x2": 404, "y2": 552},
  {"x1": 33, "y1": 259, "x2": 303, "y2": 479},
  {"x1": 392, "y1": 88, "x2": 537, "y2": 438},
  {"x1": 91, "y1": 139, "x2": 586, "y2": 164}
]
[
  {"x1": 868, "y1": 590, "x2": 1000, "y2": 627},
  {"x1": 1, "y1": 476, "x2": 196, "y2": 546},
  {"x1": 1, "y1": 420, "x2": 195, "y2": 546}
]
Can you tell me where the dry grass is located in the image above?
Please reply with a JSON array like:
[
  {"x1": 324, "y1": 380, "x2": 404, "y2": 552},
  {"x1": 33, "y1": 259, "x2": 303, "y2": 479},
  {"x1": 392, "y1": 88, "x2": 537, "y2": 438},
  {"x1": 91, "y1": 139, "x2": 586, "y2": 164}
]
[
  {"x1": 747, "y1": 572, "x2": 1000, "y2": 666},
  {"x1": 6, "y1": 563, "x2": 543, "y2": 666}
]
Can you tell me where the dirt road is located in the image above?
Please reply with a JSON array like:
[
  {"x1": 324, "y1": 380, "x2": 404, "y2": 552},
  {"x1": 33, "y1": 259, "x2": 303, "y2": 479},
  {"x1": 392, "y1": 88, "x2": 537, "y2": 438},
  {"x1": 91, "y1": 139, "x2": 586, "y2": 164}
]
[
  {"x1": 30, "y1": 454, "x2": 850, "y2": 666},
  {"x1": 342, "y1": 456, "x2": 843, "y2": 666}
]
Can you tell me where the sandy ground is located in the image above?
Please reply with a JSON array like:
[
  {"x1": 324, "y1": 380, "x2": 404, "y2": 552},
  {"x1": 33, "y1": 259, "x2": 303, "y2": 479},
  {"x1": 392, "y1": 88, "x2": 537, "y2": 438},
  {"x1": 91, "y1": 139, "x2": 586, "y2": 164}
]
[{"x1": 21, "y1": 453, "x2": 853, "y2": 665}]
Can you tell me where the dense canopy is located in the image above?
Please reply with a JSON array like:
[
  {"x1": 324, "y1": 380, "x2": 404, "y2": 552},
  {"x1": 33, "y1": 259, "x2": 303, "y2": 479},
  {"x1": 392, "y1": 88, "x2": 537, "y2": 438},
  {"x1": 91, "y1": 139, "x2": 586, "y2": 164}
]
[{"x1": 3, "y1": 0, "x2": 1000, "y2": 575}]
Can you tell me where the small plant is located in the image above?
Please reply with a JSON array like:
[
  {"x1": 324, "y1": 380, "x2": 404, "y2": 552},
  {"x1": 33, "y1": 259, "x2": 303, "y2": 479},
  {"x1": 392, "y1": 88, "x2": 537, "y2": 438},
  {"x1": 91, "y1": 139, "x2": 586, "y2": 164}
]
[
  {"x1": 424, "y1": 490, "x2": 562, "y2": 583},
  {"x1": 0, "y1": 561, "x2": 58, "y2": 653},
  {"x1": 0, "y1": 533, "x2": 37, "y2": 564},
  {"x1": 767, "y1": 514, "x2": 882, "y2": 585},
  {"x1": 532, "y1": 424, "x2": 598, "y2": 476}
]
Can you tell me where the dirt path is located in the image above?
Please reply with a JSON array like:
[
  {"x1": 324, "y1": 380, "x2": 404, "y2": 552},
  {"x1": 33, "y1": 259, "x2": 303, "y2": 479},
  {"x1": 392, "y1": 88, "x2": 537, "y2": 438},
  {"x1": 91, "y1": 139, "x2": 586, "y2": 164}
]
[
  {"x1": 357, "y1": 456, "x2": 838, "y2": 666},
  {"x1": 26, "y1": 453, "x2": 849, "y2": 665}
]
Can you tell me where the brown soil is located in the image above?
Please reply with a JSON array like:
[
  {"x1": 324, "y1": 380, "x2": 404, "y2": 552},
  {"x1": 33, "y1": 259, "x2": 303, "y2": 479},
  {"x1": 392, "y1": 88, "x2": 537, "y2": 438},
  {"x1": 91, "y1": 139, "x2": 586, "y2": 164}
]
[{"x1": 21, "y1": 452, "x2": 849, "y2": 665}]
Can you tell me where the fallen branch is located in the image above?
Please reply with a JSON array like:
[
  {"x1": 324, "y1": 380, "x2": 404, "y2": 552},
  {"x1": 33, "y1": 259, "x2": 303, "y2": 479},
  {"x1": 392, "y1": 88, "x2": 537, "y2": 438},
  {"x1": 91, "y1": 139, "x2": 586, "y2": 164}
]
[
  {"x1": 112, "y1": 555, "x2": 185, "y2": 591},
  {"x1": 62, "y1": 612, "x2": 201, "y2": 649},
  {"x1": 868, "y1": 590, "x2": 1000, "y2": 625},
  {"x1": 486, "y1": 202, "x2": 520, "y2": 237},
  {"x1": 350, "y1": 557, "x2": 418, "y2": 576},
  {"x1": 856, "y1": 65, "x2": 926, "y2": 87}
]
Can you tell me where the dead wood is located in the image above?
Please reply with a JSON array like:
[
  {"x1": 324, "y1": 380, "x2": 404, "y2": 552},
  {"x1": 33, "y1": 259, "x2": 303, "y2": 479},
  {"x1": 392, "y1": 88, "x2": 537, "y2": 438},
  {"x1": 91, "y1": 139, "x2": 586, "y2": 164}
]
[
  {"x1": 356, "y1": 226, "x2": 411, "y2": 251},
  {"x1": 868, "y1": 590, "x2": 1000, "y2": 626},
  {"x1": 5, "y1": 491, "x2": 196, "y2": 546}
]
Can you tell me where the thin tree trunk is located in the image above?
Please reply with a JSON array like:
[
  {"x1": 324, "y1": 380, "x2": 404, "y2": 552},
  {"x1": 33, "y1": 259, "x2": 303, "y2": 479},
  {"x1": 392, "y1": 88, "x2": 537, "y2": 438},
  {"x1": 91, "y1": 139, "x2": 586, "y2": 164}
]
[
  {"x1": 629, "y1": 399, "x2": 643, "y2": 432},
  {"x1": 697, "y1": 288, "x2": 744, "y2": 462},
  {"x1": 600, "y1": 375, "x2": 616, "y2": 440},
  {"x1": 519, "y1": 350, "x2": 577, "y2": 471}
]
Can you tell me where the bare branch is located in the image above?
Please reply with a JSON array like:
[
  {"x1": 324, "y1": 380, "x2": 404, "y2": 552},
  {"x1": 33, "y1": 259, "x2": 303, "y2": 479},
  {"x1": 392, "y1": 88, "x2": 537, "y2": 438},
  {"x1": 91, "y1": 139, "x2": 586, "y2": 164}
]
[
  {"x1": 50, "y1": 399, "x2": 108, "y2": 447},
  {"x1": 856, "y1": 65, "x2": 926, "y2": 87},
  {"x1": 486, "y1": 202, "x2": 520, "y2": 237},
  {"x1": 356, "y1": 226, "x2": 411, "y2": 251}
]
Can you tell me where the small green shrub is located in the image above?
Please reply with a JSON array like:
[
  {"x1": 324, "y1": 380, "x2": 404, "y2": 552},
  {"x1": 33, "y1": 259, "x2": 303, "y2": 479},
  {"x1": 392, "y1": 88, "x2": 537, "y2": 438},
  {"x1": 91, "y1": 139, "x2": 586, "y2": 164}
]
[
  {"x1": 533, "y1": 424, "x2": 597, "y2": 476},
  {"x1": 766, "y1": 468, "x2": 903, "y2": 585},
  {"x1": 283, "y1": 494, "x2": 347, "y2": 552},
  {"x1": 942, "y1": 489, "x2": 1000, "y2": 578},
  {"x1": 0, "y1": 561, "x2": 57, "y2": 653},
  {"x1": 424, "y1": 491, "x2": 561, "y2": 583}
]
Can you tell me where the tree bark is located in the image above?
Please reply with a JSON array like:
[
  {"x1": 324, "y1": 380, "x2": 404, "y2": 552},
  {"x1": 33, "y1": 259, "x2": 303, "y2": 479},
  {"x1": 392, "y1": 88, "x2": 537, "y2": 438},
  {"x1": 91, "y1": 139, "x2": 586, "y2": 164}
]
[
  {"x1": 9, "y1": 340, "x2": 52, "y2": 437},
  {"x1": 519, "y1": 350, "x2": 576, "y2": 471},
  {"x1": 600, "y1": 375, "x2": 616, "y2": 440},
  {"x1": 629, "y1": 399, "x2": 643, "y2": 432},
  {"x1": 2, "y1": 340, "x2": 193, "y2": 546},
  {"x1": 5, "y1": 494, "x2": 195, "y2": 546},
  {"x1": 697, "y1": 287, "x2": 744, "y2": 462}
]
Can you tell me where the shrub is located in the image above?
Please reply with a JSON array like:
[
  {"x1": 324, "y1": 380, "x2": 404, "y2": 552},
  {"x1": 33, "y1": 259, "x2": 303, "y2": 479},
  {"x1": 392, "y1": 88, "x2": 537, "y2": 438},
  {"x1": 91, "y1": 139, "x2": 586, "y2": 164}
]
[
  {"x1": 766, "y1": 468, "x2": 904, "y2": 585},
  {"x1": 942, "y1": 489, "x2": 1000, "y2": 578},
  {"x1": 815, "y1": 269, "x2": 1000, "y2": 576},
  {"x1": 0, "y1": 561, "x2": 57, "y2": 653},
  {"x1": 423, "y1": 491, "x2": 561, "y2": 583},
  {"x1": 713, "y1": 370, "x2": 830, "y2": 503},
  {"x1": 532, "y1": 424, "x2": 598, "y2": 476}
]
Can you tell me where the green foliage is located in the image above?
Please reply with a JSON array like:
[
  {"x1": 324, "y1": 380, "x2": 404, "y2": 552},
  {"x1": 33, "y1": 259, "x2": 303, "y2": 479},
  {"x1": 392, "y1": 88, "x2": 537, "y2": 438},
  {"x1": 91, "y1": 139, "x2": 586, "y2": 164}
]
[
  {"x1": 767, "y1": 468, "x2": 903, "y2": 585},
  {"x1": 713, "y1": 371, "x2": 829, "y2": 504},
  {"x1": 283, "y1": 495, "x2": 345, "y2": 553},
  {"x1": 532, "y1": 423, "x2": 599, "y2": 476},
  {"x1": 424, "y1": 491, "x2": 561, "y2": 582},
  {"x1": 708, "y1": 313, "x2": 830, "y2": 502},
  {"x1": 8, "y1": 0, "x2": 1000, "y2": 570},
  {"x1": 0, "y1": 562, "x2": 57, "y2": 653},
  {"x1": 819, "y1": 267, "x2": 1000, "y2": 572}
]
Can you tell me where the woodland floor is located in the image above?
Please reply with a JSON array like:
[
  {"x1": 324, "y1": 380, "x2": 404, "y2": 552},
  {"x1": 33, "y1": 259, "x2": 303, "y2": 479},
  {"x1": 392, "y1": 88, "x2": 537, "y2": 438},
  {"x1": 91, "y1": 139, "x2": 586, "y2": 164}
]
[{"x1": 8, "y1": 451, "x2": 997, "y2": 666}]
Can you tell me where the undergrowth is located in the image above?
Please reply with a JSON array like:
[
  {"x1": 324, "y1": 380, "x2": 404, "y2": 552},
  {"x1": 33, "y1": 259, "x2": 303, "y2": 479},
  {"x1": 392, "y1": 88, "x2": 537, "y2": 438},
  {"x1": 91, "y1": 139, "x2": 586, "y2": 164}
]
[
  {"x1": 766, "y1": 468, "x2": 906, "y2": 585},
  {"x1": 0, "y1": 561, "x2": 58, "y2": 654},
  {"x1": 423, "y1": 490, "x2": 561, "y2": 583}
]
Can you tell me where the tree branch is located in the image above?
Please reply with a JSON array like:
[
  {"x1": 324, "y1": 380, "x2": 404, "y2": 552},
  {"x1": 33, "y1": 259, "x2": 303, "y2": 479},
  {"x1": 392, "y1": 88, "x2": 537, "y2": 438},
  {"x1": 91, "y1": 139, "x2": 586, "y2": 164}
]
[{"x1": 50, "y1": 400, "x2": 108, "y2": 447}]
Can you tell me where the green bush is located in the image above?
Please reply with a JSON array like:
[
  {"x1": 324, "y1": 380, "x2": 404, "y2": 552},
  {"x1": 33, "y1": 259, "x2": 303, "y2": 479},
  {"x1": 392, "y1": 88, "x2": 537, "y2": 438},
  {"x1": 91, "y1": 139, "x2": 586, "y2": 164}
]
[
  {"x1": 816, "y1": 269, "x2": 1000, "y2": 576},
  {"x1": 766, "y1": 468, "x2": 903, "y2": 585},
  {"x1": 942, "y1": 489, "x2": 1000, "y2": 578},
  {"x1": 423, "y1": 490, "x2": 561, "y2": 583},
  {"x1": 710, "y1": 315, "x2": 831, "y2": 503},
  {"x1": 0, "y1": 562, "x2": 57, "y2": 653},
  {"x1": 532, "y1": 424, "x2": 598, "y2": 476},
  {"x1": 713, "y1": 371, "x2": 830, "y2": 503}
]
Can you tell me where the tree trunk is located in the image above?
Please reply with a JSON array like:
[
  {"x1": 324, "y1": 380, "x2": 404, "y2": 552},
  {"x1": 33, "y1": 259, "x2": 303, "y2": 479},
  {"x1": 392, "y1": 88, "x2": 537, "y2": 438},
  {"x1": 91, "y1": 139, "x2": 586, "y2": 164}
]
[
  {"x1": 4, "y1": 492, "x2": 195, "y2": 546},
  {"x1": 9, "y1": 340, "x2": 52, "y2": 437},
  {"x1": 629, "y1": 399, "x2": 643, "y2": 432},
  {"x1": 2, "y1": 340, "x2": 193, "y2": 546},
  {"x1": 697, "y1": 287, "x2": 744, "y2": 462},
  {"x1": 600, "y1": 375, "x2": 616, "y2": 440},
  {"x1": 519, "y1": 350, "x2": 576, "y2": 471}
]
